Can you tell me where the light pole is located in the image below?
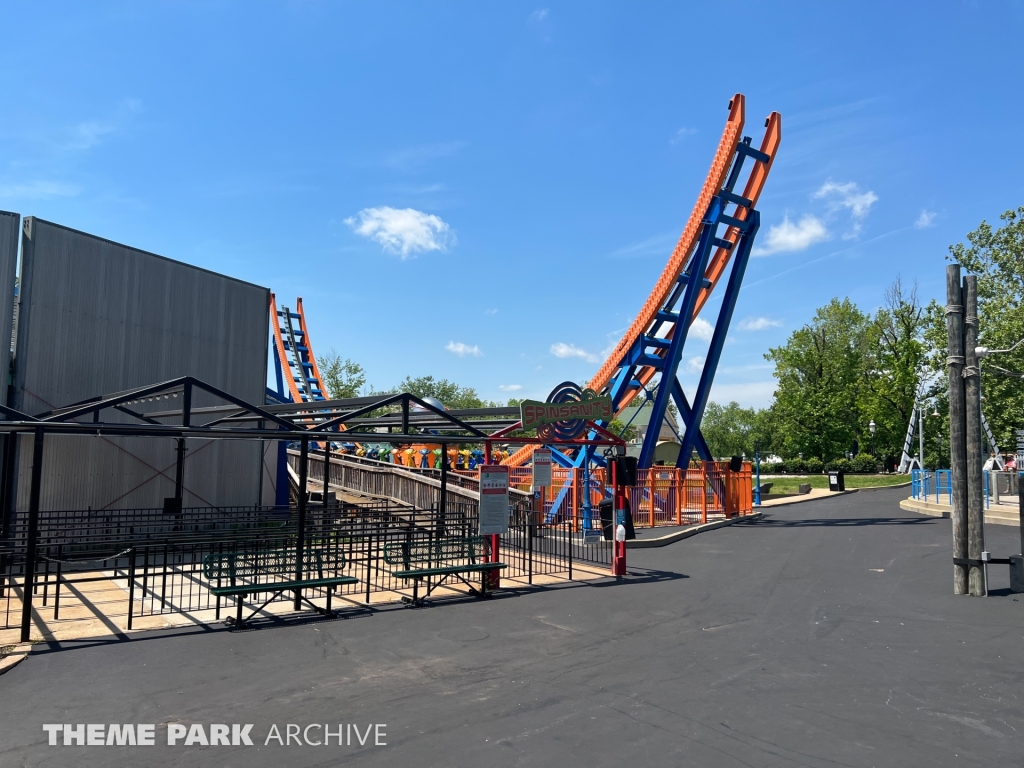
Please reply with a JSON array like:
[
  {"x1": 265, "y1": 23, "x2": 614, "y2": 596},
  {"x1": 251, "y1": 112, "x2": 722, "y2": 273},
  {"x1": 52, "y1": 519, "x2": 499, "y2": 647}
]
[{"x1": 869, "y1": 419, "x2": 876, "y2": 457}]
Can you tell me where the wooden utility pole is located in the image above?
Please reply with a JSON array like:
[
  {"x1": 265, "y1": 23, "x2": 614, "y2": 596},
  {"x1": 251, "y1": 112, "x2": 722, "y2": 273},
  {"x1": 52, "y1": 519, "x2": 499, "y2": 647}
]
[
  {"x1": 946, "y1": 264, "x2": 969, "y2": 595},
  {"x1": 963, "y1": 275, "x2": 986, "y2": 595}
]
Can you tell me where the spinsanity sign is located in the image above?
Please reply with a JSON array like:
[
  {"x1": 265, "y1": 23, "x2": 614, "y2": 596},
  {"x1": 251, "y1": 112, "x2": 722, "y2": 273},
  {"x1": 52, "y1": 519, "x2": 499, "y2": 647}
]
[
  {"x1": 520, "y1": 383, "x2": 612, "y2": 435},
  {"x1": 41, "y1": 722, "x2": 386, "y2": 748}
]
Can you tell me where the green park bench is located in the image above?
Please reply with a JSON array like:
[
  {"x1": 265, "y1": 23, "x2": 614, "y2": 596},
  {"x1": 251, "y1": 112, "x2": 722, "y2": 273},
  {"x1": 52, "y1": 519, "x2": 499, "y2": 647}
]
[
  {"x1": 202, "y1": 547, "x2": 358, "y2": 627},
  {"x1": 383, "y1": 535, "x2": 506, "y2": 606}
]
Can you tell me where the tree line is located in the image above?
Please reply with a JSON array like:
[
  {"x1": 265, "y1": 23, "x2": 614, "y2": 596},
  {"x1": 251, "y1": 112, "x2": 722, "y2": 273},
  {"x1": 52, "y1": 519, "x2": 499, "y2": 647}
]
[{"x1": 703, "y1": 207, "x2": 1024, "y2": 468}]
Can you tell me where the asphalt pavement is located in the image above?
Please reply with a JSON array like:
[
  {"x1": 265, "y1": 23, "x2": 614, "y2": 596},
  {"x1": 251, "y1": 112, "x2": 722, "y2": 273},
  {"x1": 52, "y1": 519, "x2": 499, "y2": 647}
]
[{"x1": 1, "y1": 487, "x2": 1022, "y2": 767}]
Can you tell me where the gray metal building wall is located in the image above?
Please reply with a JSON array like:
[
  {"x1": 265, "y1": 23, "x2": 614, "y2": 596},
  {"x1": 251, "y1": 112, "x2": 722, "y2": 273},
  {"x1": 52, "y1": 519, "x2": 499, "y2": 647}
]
[
  {"x1": 13, "y1": 218, "x2": 270, "y2": 511},
  {"x1": 0, "y1": 211, "x2": 19, "y2": 389}
]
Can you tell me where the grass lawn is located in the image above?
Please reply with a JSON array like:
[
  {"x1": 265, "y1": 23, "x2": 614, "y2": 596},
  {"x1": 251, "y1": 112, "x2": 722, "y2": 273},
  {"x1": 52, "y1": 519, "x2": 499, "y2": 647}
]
[{"x1": 757, "y1": 474, "x2": 911, "y2": 494}]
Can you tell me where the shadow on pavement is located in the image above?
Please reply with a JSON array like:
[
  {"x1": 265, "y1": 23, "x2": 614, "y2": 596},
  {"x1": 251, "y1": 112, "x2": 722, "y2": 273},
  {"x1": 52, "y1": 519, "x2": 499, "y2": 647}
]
[
  {"x1": 588, "y1": 568, "x2": 688, "y2": 588},
  {"x1": 741, "y1": 516, "x2": 937, "y2": 528}
]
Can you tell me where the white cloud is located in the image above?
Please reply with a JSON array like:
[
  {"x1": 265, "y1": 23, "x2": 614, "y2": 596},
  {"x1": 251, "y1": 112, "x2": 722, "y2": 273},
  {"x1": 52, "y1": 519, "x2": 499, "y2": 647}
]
[
  {"x1": 689, "y1": 317, "x2": 715, "y2": 342},
  {"x1": 687, "y1": 356, "x2": 706, "y2": 373},
  {"x1": 752, "y1": 214, "x2": 829, "y2": 256},
  {"x1": 499, "y1": 384, "x2": 522, "y2": 392},
  {"x1": 670, "y1": 127, "x2": 697, "y2": 145},
  {"x1": 813, "y1": 180, "x2": 878, "y2": 237},
  {"x1": 0, "y1": 180, "x2": 80, "y2": 199},
  {"x1": 446, "y1": 341, "x2": 480, "y2": 357},
  {"x1": 66, "y1": 120, "x2": 117, "y2": 151},
  {"x1": 550, "y1": 342, "x2": 599, "y2": 363},
  {"x1": 58, "y1": 99, "x2": 141, "y2": 153},
  {"x1": 738, "y1": 316, "x2": 783, "y2": 331},
  {"x1": 528, "y1": 8, "x2": 552, "y2": 42},
  {"x1": 346, "y1": 207, "x2": 455, "y2": 258},
  {"x1": 915, "y1": 209, "x2": 937, "y2": 229},
  {"x1": 484, "y1": 308, "x2": 498, "y2": 315}
]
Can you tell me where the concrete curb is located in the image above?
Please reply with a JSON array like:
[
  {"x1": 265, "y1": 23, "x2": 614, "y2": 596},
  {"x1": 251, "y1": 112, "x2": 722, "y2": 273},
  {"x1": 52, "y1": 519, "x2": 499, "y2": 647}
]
[
  {"x1": 855, "y1": 480, "x2": 912, "y2": 491},
  {"x1": 0, "y1": 643, "x2": 33, "y2": 676},
  {"x1": 759, "y1": 489, "x2": 858, "y2": 508},
  {"x1": 627, "y1": 512, "x2": 763, "y2": 549},
  {"x1": 760, "y1": 481, "x2": 909, "y2": 501},
  {"x1": 900, "y1": 496, "x2": 1019, "y2": 527},
  {"x1": 899, "y1": 498, "x2": 950, "y2": 517}
]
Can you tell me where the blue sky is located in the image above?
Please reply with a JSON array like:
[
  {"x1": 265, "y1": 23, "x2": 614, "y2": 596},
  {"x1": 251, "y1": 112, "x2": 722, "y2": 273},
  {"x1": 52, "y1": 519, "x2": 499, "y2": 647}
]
[{"x1": 2, "y1": 2, "x2": 1023, "y2": 408}]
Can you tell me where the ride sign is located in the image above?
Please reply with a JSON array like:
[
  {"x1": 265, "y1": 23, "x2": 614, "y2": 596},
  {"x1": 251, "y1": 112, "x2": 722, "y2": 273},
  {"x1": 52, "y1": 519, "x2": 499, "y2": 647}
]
[
  {"x1": 479, "y1": 464, "x2": 510, "y2": 535},
  {"x1": 519, "y1": 382, "x2": 613, "y2": 440},
  {"x1": 520, "y1": 392, "x2": 612, "y2": 431}
]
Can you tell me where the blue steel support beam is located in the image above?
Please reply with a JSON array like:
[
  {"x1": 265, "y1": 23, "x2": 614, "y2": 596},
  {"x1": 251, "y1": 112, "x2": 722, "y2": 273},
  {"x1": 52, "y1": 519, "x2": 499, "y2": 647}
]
[
  {"x1": 545, "y1": 447, "x2": 586, "y2": 523},
  {"x1": 676, "y1": 209, "x2": 760, "y2": 467},
  {"x1": 608, "y1": 364, "x2": 636, "y2": 409},
  {"x1": 544, "y1": 436, "x2": 615, "y2": 523},
  {"x1": 636, "y1": 196, "x2": 724, "y2": 468},
  {"x1": 548, "y1": 447, "x2": 576, "y2": 469},
  {"x1": 670, "y1": 379, "x2": 713, "y2": 462}
]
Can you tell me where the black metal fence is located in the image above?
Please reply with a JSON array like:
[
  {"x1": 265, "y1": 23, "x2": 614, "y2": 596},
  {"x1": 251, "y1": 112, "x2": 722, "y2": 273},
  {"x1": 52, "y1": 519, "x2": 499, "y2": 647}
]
[{"x1": 1, "y1": 498, "x2": 613, "y2": 635}]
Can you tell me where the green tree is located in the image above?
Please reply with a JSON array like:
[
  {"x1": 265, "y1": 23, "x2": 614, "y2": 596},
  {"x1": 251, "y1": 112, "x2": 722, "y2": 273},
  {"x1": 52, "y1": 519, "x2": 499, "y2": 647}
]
[
  {"x1": 933, "y1": 208, "x2": 1024, "y2": 453},
  {"x1": 393, "y1": 375, "x2": 499, "y2": 410},
  {"x1": 701, "y1": 401, "x2": 758, "y2": 459},
  {"x1": 861, "y1": 278, "x2": 926, "y2": 461},
  {"x1": 318, "y1": 349, "x2": 367, "y2": 399},
  {"x1": 766, "y1": 298, "x2": 870, "y2": 461},
  {"x1": 749, "y1": 406, "x2": 783, "y2": 457}
]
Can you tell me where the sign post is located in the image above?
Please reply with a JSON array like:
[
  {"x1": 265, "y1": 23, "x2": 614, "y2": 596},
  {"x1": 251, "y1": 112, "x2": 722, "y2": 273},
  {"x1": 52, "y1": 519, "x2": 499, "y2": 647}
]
[{"x1": 479, "y1": 464, "x2": 509, "y2": 589}]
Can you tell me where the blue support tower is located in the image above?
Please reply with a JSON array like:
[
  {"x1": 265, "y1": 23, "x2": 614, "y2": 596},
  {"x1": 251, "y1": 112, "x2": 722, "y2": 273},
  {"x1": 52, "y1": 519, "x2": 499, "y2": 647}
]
[{"x1": 600, "y1": 136, "x2": 770, "y2": 470}]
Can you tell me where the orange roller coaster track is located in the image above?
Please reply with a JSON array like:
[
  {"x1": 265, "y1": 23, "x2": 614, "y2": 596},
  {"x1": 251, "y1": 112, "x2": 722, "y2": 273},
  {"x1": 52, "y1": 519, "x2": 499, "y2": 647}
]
[{"x1": 270, "y1": 294, "x2": 328, "y2": 405}]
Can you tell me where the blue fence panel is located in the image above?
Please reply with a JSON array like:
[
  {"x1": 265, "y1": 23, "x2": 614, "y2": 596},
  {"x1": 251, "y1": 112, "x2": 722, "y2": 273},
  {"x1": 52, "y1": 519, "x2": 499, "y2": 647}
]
[{"x1": 912, "y1": 468, "x2": 988, "y2": 508}]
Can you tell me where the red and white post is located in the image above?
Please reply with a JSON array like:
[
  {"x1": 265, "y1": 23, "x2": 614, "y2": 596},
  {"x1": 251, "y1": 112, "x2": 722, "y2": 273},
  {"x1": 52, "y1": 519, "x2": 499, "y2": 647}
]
[{"x1": 481, "y1": 441, "x2": 502, "y2": 589}]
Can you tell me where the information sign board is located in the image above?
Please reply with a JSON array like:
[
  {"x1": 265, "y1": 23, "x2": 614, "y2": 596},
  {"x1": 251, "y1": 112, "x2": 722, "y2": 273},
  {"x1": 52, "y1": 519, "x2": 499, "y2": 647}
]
[
  {"x1": 479, "y1": 465, "x2": 510, "y2": 536},
  {"x1": 533, "y1": 449, "x2": 552, "y2": 488}
]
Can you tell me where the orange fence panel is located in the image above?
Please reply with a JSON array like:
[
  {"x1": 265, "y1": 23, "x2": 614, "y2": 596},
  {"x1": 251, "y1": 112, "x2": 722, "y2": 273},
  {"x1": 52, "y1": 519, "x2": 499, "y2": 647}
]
[{"x1": 489, "y1": 459, "x2": 751, "y2": 532}]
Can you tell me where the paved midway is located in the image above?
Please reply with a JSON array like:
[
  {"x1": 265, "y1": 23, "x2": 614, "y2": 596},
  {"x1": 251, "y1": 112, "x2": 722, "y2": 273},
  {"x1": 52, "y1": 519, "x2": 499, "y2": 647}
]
[{"x1": 2, "y1": 488, "x2": 1022, "y2": 767}]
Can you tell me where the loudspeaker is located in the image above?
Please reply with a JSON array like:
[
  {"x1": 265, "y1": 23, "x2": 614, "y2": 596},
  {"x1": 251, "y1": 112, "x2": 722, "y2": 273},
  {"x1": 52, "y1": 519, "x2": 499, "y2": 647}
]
[
  {"x1": 729, "y1": 455, "x2": 743, "y2": 472},
  {"x1": 612, "y1": 456, "x2": 638, "y2": 487}
]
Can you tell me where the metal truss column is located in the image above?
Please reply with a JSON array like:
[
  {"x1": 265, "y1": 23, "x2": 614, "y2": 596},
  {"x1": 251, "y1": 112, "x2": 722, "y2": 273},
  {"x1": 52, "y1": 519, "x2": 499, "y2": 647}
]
[
  {"x1": 676, "y1": 210, "x2": 760, "y2": 466},
  {"x1": 637, "y1": 196, "x2": 724, "y2": 468},
  {"x1": 670, "y1": 380, "x2": 713, "y2": 462}
]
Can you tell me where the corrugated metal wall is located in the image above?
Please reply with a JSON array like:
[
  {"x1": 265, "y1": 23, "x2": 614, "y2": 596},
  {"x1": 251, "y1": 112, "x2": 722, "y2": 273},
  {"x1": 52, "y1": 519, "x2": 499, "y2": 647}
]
[
  {"x1": 0, "y1": 211, "x2": 19, "y2": 388},
  {"x1": 13, "y1": 218, "x2": 270, "y2": 511}
]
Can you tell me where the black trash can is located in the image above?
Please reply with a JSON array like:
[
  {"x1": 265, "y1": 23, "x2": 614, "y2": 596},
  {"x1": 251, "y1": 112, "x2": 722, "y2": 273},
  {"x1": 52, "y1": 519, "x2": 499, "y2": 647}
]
[
  {"x1": 598, "y1": 498, "x2": 636, "y2": 540},
  {"x1": 828, "y1": 470, "x2": 845, "y2": 492}
]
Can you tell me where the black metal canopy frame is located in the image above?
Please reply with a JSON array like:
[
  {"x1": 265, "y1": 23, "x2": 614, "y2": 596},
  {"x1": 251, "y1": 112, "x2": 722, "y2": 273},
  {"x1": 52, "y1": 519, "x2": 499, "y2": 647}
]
[
  {"x1": 0, "y1": 376, "x2": 634, "y2": 641},
  {"x1": 0, "y1": 376, "x2": 619, "y2": 641}
]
